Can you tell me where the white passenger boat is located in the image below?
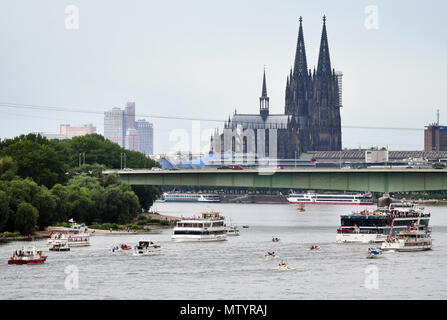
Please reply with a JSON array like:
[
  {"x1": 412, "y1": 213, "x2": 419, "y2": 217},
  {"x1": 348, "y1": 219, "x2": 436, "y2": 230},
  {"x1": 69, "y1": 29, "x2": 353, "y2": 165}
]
[
  {"x1": 161, "y1": 192, "x2": 220, "y2": 203},
  {"x1": 171, "y1": 210, "x2": 227, "y2": 242},
  {"x1": 287, "y1": 192, "x2": 374, "y2": 205},
  {"x1": 381, "y1": 224, "x2": 432, "y2": 252},
  {"x1": 336, "y1": 203, "x2": 431, "y2": 243},
  {"x1": 67, "y1": 222, "x2": 90, "y2": 247},
  {"x1": 132, "y1": 240, "x2": 161, "y2": 256}
]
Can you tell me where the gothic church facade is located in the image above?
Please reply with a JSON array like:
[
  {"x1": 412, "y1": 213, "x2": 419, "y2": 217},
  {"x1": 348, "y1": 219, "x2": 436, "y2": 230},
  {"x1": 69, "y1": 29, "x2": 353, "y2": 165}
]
[{"x1": 211, "y1": 16, "x2": 342, "y2": 163}]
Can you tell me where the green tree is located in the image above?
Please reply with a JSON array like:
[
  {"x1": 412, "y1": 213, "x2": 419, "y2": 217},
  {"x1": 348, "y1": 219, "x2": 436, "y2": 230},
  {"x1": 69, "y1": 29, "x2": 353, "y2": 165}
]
[
  {"x1": 15, "y1": 202, "x2": 39, "y2": 235},
  {"x1": 0, "y1": 135, "x2": 68, "y2": 187},
  {"x1": 0, "y1": 156, "x2": 18, "y2": 180},
  {"x1": 51, "y1": 184, "x2": 72, "y2": 223},
  {"x1": 0, "y1": 190, "x2": 11, "y2": 232},
  {"x1": 132, "y1": 185, "x2": 162, "y2": 211},
  {"x1": 32, "y1": 186, "x2": 57, "y2": 230}
]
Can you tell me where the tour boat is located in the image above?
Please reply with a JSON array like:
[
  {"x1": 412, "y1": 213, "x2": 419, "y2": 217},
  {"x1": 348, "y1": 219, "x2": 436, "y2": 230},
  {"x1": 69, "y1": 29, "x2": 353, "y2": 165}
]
[
  {"x1": 67, "y1": 222, "x2": 90, "y2": 247},
  {"x1": 8, "y1": 246, "x2": 47, "y2": 265},
  {"x1": 287, "y1": 192, "x2": 374, "y2": 205},
  {"x1": 132, "y1": 240, "x2": 161, "y2": 256},
  {"x1": 160, "y1": 192, "x2": 220, "y2": 203},
  {"x1": 171, "y1": 210, "x2": 227, "y2": 242},
  {"x1": 366, "y1": 247, "x2": 382, "y2": 258},
  {"x1": 381, "y1": 224, "x2": 432, "y2": 252},
  {"x1": 47, "y1": 233, "x2": 70, "y2": 251},
  {"x1": 336, "y1": 203, "x2": 431, "y2": 243}
]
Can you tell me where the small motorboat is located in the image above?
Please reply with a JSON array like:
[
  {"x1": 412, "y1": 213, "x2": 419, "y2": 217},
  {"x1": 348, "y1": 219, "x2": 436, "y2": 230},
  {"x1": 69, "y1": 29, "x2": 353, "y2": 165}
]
[
  {"x1": 120, "y1": 244, "x2": 132, "y2": 250},
  {"x1": 310, "y1": 245, "x2": 320, "y2": 250},
  {"x1": 297, "y1": 203, "x2": 305, "y2": 212},
  {"x1": 265, "y1": 251, "x2": 276, "y2": 258},
  {"x1": 367, "y1": 247, "x2": 382, "y2": 258},
  {"x1": 272, "y1": 237, "x2": 280, "y2": 242},
  {"x1": 242, "y1": 225, "x2": 249, "y2": 229},
  {"x1": 133, "y1": 240, "x2": 161, "y2": 256},
  {"x1": 8, "y1": 246, "x2": 47, "y2": 265}
]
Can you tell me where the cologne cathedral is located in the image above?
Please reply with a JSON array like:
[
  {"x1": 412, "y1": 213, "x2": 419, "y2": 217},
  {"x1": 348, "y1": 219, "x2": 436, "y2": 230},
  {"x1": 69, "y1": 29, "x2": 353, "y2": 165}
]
[{"x1": 211, "y1": 16, "x2": 342, "y2": 161}]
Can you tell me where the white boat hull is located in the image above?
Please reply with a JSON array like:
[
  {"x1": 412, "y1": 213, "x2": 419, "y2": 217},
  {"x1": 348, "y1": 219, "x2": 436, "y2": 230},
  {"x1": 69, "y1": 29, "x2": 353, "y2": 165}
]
[
  {"x1": 381, "y1": 241, "x2": 432, "y2": 252},
  {"x1": 336, "y1": 233, "x2": 387, "y2": 243},
  {"x1": 171, "y1": 234, "x2": 227, "y2": 242}
]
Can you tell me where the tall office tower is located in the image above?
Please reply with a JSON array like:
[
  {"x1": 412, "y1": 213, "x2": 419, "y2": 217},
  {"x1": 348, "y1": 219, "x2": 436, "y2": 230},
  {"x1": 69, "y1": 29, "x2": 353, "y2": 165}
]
[
  {"x1": 136, "y1": 119, "x2": 154, "y2": 155},
  {"x1": 60, "y1": 124, "x2": 96, "y2": 139},
  {"x1": 104, "y1": 107, "x2": 125, "y2": 147},
  {"x1": 125, "y1": 102, "x2": 136, "y2": 130},
  {"x1": 424, "y1": 124, "x2": 447, "y2": 151},
  {"x1": 125, "y1": 128, "x2": 139, "y2": 151}
]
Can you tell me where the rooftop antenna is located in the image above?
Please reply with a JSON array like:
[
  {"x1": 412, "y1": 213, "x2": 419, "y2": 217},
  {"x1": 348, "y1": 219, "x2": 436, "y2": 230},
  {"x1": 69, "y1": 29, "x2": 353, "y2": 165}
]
[{"x1": 437, "y1": 109, "x2": 440, "y2": 126}]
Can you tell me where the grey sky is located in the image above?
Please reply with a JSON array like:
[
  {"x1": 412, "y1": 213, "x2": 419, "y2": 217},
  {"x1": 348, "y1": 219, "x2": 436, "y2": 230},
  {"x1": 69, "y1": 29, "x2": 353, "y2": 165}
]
[{"x1": 0, "y1": 0, "x2": 446, "y2": 154}]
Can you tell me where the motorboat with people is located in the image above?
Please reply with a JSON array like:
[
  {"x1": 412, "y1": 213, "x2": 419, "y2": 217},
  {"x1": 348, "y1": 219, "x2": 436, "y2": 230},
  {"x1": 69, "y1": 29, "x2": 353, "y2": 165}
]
[
  {"x1": 381, "y1": 223, "x2": 432, "y2": 252},
  {"x1": 272, "y1": 236, "x2": 280, "y2": 242},
  {"x1": 265, "y1": 251, "x2": 276, "y2": 258},
  {"x1": 8, "y1": 246, "x2": 47, "y2": 265},
  {"x1": 172, "y1": 209, "x2": 227, "y2": 242},
  {"x1": 297, "y1": 203, "x2": 305, "y2": 212},
  {"x1": 225, "y1": 218, "x2": 240, "y2": 236},
  {"x1": 132, "y1": 240, "x2": 161, "y2": 256},
  {"x1": 120, "y1": 244, "x2": 132, "y2": 250},
  {"x1": 366, "y1": 247, "x2": 382, "y2": 258},
  {"x1": 278, "y1": 260, "x2": 289, "y2": 271},
  {"x1": 310, "y1": 245, "x2": 320, "y2": 250},
  {"x1": 226, "y1": 225, "x2": 240, "y2": 236}
]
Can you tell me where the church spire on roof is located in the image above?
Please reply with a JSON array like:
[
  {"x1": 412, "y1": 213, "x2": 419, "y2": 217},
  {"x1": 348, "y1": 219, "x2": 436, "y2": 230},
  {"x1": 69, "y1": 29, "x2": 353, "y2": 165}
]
[
  {"x1": 260, "y1": 67, "x2": 270, "y2": 120},
  {"x1": 317, "y1": 15, "x2": 332, "y2": 76},
  {"x1": 293, "y1": 16, "x2": 308, "y2": 78}
]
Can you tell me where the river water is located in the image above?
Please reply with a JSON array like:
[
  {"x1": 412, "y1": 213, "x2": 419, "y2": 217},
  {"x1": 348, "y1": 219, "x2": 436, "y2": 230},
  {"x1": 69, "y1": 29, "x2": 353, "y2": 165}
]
[{"x1": 1, "y1": 202, "x2": 446, "y2": 300}]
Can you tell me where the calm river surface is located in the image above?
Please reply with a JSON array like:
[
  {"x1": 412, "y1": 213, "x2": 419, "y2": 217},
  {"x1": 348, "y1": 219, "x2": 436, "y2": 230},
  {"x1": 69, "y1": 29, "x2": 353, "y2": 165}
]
[{"x1": 1, "y1": 202, "x2": 447, "y2": 299}]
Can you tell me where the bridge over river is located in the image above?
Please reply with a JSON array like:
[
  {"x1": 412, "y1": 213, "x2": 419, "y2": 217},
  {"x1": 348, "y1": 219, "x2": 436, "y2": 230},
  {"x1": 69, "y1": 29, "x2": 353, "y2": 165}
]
[{"x1": 106, "y1": 168, "x2": 447, "y2": 193}]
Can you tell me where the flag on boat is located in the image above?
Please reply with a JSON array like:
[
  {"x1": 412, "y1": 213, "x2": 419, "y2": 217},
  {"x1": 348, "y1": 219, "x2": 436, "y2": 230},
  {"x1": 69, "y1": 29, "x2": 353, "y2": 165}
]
[{"x1": 68, "y1": 218, "x2": 74, "y2": 223}]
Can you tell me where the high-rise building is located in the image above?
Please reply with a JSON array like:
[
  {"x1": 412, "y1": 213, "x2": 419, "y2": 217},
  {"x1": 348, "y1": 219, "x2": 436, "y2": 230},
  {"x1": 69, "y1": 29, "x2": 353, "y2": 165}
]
[
  {"x1": 60, "y1": 124, "x2": 96, "y2": 139},
  {"x1": 104, "y1": 107, "x2": 125, "y2": 147},
  {"x1": 125, "y1": 102, "x2": 136, "y2": 130},
  {"x1": 424, "y1": 125, "x2": 447, "y2": 151},
  {"x1": 104, "y1": 103, "x2": 154, "y2": 154},
  {"x1": 136, "y1": 119, "x2": 154, "y2": 155},
  {"x1": 125, "y1": 128, "x2": 139, "y2": 151}
]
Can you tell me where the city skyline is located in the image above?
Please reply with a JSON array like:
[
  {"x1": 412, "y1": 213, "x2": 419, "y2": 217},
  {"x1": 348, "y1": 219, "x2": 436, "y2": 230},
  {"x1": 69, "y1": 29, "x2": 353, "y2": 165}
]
[{"x1": 0, "y1": 0, "x2": 446, "y2": 154}]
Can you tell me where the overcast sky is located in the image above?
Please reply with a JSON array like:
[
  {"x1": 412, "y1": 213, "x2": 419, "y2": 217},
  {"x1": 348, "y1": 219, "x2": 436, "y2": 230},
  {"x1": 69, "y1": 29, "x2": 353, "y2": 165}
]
[{"x1": 0, "y1": 0, "x2": 446, "y2": 154}]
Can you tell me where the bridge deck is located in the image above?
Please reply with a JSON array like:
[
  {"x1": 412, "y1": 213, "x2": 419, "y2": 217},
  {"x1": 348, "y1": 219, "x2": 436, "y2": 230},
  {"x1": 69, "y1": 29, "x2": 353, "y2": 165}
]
[{"x1": 107, "y1": 168, "x2": 447, "y2": 193}]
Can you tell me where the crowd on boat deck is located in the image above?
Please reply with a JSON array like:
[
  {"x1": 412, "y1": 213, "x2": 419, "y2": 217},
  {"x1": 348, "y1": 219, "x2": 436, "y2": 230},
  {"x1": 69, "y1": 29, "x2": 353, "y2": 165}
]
[
  {"x1": 13, "y1": 249, "x2": 41, "y2": 257},
  {"x1": 350, "y1": 209, "x2": 429, "y2": 218},
  {"x1": 49, "y1": 232, "x2": 65, "y2": 239}
]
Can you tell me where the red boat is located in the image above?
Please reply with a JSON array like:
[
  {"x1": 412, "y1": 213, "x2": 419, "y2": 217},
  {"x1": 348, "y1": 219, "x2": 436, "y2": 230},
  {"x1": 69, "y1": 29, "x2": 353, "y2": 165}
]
[
  {"x1": 8, "y1": 247, "x2": 47, "y2": 265},
  {"x1": 120, "y1": 244, "x2": 132, "y2": 250}
]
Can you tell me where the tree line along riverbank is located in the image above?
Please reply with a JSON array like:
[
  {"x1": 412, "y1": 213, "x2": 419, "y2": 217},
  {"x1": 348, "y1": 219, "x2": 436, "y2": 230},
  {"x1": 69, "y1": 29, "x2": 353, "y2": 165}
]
[{"x1": 0, "y1": 133, "x2": 163, "y2": 237}]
